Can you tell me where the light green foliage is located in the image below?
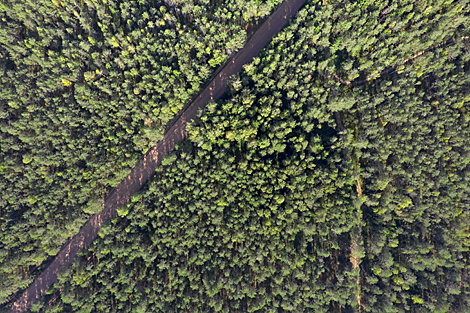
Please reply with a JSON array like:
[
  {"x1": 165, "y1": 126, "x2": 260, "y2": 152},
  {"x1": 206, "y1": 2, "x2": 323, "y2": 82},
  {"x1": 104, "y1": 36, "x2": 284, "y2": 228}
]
[
  {"x1": 3, "y1": 0, "x2": 470, "y2": 311},
  {"x1": 0, "y1": 0, "x2": 280, "y2": 306}
]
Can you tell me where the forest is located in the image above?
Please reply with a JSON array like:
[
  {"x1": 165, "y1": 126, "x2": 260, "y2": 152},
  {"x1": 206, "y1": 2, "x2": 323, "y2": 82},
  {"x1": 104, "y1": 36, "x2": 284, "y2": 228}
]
[
  {"x1": 0, "y1": 0, "x2": 280, "y2": 307},
  {"x1": 2, "y1": 0, "x2": 470, "y2": 312}
]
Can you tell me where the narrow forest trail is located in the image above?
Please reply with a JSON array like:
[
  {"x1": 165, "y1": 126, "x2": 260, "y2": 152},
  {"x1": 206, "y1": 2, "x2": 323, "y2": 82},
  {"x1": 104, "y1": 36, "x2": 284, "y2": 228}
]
[
  {"x1": 335, "y1": 111, "x2": 363, "y2": 312},
  {"x1": 7, "y1": 0, "x2": 306, "y2": 311},
  {"x1": 332, "y1": 34, "x2": 470, "y2": 312},
  {"x1": 333, "y1": 36, "x2": 469, "y2": 86}
]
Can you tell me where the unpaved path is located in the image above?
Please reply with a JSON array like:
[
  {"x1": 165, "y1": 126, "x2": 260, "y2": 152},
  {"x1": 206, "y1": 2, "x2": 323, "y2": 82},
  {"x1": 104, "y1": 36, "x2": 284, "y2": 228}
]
[
  {"x1": 7, "y1": 0, "x2": 306, "y2": 311},
  {"x1": 333, "y1": 36, "x2": 469, "y2": 86}
]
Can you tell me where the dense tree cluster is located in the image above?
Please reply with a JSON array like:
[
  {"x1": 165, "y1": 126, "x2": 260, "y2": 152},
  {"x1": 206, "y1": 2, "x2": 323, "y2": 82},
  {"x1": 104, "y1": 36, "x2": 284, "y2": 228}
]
[
  {"x1": 321, "y1": 0, "x2": 470, "y2": 310},
  {"x1": 3, "y1": 0, "x2": 470, "y2": 311},
  {"x1": 0, "y1": 0, "x2": 281, "y2": 306},
  {"x1": 25, "y1": 0, "x2": 470, "y2": 312},
  {"x1": 28, "y1": 38, "x2": 361, "y2": 313}
]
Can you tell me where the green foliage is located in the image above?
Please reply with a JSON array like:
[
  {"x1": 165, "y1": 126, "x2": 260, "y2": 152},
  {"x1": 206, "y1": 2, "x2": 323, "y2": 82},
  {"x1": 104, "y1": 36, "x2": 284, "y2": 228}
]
[
  {"x1": 3, "y1": 0, "x2": 470, "y2": 311},
  {"x1": 33, "y1": 60, "x2": 360, "y2": 309},
  {"x1": 0, "y1": 0, "x2": 281, "y2": 306}
]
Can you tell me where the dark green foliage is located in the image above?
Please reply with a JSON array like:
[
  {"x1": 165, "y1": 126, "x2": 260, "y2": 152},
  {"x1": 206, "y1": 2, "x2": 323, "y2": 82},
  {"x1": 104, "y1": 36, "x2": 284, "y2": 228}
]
[
  {"x1": 346, "y1": 48, "x2": 470, "y2": 313},
  {"x1": 0, "y1": 0, "x2": 281, "y2": 305},
  {"x1": 3, "y1": 0, "x2": 470, "y2": 311},
  {"x1": 31, "y1": 42, "x2": 360, "y2": 311}
]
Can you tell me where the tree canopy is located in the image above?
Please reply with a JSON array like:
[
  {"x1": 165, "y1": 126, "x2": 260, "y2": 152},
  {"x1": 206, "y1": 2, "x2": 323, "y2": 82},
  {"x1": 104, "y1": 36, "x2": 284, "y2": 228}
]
[
  {"x1": 2, "y1": 0, "x2": 470, "y2": 311},
  {"x1": 0, "y1": 0, "x2": 281, "y2": 306}
]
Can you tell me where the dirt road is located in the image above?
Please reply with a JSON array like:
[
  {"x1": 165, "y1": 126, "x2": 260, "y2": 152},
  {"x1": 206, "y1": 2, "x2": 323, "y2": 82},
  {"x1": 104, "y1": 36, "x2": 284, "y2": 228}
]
[{"x1": 7, "y1": 0, "x2": 306, "y2": 311}]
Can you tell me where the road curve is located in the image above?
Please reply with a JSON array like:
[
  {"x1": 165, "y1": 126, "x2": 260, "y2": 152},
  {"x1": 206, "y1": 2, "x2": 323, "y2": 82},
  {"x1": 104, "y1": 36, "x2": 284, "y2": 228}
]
[{"x1": 7, "y1": 0, "x2": 306, "y2": 311}]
